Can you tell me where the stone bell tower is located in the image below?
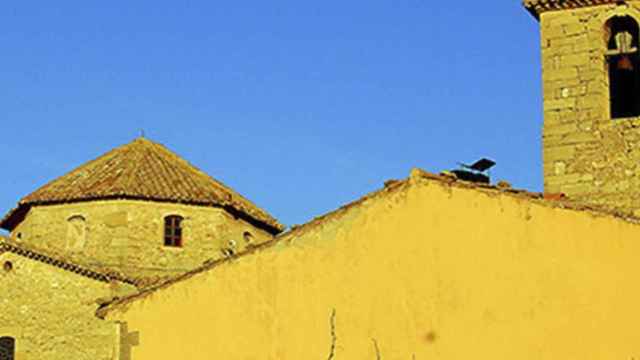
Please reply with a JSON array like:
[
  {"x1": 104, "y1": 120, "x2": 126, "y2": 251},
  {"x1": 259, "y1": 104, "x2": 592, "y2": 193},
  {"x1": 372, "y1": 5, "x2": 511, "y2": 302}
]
[{"x1": 525, "y1": 0, "x2": 640, "y2": 215}]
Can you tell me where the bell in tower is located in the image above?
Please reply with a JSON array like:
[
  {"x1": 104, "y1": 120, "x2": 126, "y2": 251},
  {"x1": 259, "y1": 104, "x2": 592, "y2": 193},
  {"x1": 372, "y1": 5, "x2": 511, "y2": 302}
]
[
  {"x1": 609, "y1": 31, "x2": 636, "y2": 70},
  {"x1": 605, "y1": 16, "x2": 640, "y2": 118}
]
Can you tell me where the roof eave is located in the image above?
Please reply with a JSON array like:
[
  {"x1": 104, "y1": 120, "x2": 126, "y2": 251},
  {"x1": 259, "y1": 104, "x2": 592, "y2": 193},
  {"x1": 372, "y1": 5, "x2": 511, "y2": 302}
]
[
  {"x1": 523, "y1": 0, "x2": 621, "y2": 20},
  {"x1": 1, "y1": 197, "x2": 284, "y2": 235},
  {"x1": 524, "y1": 3, "x2": 542, "y2": 20},
  {"x1": 10, "y1": 138, "x2": 284, "y2": 234},
  {"x1": 0, "y1": 205, "x2": 29, "y2": 232},
  {"x1": 221, "y1": 204, "x2": 285, "y2": 235}
]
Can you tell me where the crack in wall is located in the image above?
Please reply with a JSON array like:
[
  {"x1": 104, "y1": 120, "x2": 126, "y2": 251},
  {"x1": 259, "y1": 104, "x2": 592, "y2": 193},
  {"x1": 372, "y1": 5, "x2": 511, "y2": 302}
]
[
  {"x1": 327, "y1": 309, "x2": 336, "y2": 360},
  {"x1": 372, "y1": 338, "x2": 382, "y2": 360}
]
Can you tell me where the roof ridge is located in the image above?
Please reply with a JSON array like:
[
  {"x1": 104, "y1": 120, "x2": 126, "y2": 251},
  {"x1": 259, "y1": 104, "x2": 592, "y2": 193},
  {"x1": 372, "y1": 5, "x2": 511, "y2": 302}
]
[
  {"x1": 120, "y1": 138, "x2": 144, "y2": 196},
  {"x1": 140, "y1": 139, "x2": 283, "y2": 227},
  {"x1": 97, "y1": 167, "x2": 640, "y2": 318},
  {"x1": 148, "y1": 140, "x2": 271, "y2": 215}
]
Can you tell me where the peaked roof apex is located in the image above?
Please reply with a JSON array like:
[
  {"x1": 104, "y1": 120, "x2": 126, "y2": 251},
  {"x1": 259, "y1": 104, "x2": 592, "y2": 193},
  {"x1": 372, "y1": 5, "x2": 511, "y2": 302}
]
[{"x1": 1, "y1": 138, "x2": 284, "y2": 233}]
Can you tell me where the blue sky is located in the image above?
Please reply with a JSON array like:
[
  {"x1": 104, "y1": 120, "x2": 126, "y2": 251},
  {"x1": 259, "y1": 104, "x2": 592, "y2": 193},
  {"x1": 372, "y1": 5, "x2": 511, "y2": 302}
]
[{"x1": 0, "y1": 1, "x2": 542, "y2": 229}]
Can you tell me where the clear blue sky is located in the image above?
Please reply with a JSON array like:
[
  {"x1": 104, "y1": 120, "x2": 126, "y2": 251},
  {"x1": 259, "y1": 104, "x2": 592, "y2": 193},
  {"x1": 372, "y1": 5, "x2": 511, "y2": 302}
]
[{"x1": 0, "y1": 1, "x2": 542, "y2": 229}]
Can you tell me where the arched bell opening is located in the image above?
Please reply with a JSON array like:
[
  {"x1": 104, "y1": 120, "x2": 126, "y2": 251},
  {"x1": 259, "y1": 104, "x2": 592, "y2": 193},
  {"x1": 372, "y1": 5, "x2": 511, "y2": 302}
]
[
  {"x1": 605, "y1": 15, "x2": 640, "y2": 119},
  {"x1": 0, "y1": 337, "x2": 15, "y2": 360}
]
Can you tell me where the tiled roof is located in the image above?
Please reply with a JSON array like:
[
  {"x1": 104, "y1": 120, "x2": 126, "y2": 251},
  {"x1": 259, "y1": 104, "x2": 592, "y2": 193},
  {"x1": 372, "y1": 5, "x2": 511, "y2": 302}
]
[
  {"x1": 0, "y1": 138, "x2": 284, "y2": 233},
  {"x1": 524, "y1": 0, "x2": 617, "y2": 18},
  {"x1": 0, "y1": 239, "x2": 138, "y2": 285}
]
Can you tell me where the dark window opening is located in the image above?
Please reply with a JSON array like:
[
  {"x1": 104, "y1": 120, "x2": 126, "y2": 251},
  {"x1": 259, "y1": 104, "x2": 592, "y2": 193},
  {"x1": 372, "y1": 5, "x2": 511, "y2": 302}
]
[
  {"x1": 606, "y1": 16, "x2": 640, "y2": 119},
  {"x1": 3, "y1": 261, "x2": 12, "y2": 272},
  {"x1": 0, "y1": 337, "x2": 15, "y2": 360},
  {"x1": 164, "y1": 215, "x2": 183, "y2": 247}
]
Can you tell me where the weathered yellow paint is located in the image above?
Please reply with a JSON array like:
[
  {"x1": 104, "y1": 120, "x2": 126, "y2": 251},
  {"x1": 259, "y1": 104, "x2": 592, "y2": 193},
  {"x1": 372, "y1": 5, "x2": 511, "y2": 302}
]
[{"x1": 105, "y1": 172, "x2": 640, "y2": 359}]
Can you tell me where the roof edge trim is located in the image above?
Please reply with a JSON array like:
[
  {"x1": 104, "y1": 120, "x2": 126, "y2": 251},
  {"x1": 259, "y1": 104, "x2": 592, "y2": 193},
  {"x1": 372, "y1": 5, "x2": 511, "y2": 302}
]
[
  {"x1": 524, "y1": 0, "x2": 619, "y2": 19},
  {"x1": 0, "y1": 240, "x2": 138, "y2": 285},
  {"x1": 3, "y1": 196, "x2": 284, "y2": 234}
]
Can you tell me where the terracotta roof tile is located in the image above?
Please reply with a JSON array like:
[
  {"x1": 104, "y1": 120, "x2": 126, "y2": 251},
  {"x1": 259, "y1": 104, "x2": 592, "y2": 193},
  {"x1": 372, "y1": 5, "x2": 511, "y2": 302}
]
[
  {"x1": 0, "y1": 138, "x2": 284, "y2": 233},
  {"x1": 524, "y1": 0, "x2": 617, "y2": 18},
  {"x1": 0, "y1": 239, "x2": 139, "y2": 285}
]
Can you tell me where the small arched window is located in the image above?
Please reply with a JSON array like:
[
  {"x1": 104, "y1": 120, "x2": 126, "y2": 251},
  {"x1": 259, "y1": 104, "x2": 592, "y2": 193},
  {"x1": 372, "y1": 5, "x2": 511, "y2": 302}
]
[
  {"x1": 164, "y1": 215, "x2": 183, "y2": 247},
  {"x1": 243, "y1": 231, "x2": 253, "y2": 243},
  {"x1": 66, "y1": 215, "x2": 87, "y2": 251},
  {"x1": 0, "y1": 336, "x2": 15, "y2": 360},
  {"x1": 606, "y1": 16, "x2": 640, "y2": 119}
]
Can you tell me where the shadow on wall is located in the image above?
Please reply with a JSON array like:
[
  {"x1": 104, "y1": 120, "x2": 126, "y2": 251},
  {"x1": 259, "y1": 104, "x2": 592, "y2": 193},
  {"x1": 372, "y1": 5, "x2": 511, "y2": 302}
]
[{"x1": 119, "y1": 322, "x2": 140, "y2": 360}]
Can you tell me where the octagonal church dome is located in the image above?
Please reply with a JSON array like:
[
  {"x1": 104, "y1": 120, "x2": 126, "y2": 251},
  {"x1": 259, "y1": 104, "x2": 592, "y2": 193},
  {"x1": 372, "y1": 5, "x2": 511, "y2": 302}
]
[{"x1": 0, "y1": 137, "x2": 284, "y2": 234}]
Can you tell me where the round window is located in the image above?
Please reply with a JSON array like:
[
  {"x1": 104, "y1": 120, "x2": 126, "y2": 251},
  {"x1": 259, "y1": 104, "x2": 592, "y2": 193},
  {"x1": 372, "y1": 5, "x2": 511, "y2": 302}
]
[{"x1": 3, "y1": 261, "x2": 13, "y2": 272}]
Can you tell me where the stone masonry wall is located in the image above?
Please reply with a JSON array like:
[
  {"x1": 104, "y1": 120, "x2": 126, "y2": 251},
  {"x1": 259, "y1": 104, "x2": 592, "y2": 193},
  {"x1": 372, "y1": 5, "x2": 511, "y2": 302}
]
[
  {"x1": 8, "y1": 200, "x2": 274, "y2": 279},
  {"x1": 541, "y1": 2, "x2": 640, "y2": 215},
  {"x1": 0, "y1": 252, "x2": 136, "y2": 360}
]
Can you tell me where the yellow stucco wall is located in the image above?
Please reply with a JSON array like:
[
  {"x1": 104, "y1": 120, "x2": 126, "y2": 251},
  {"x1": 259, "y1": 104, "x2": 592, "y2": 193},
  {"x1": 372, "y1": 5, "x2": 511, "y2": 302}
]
[
  {"x1": 105, "y1": 171, "x2": 640, "y2": 359},
  {"x1": 10, "y1": 199, "x2": 273, "y2": 278},
  {"x1": 0, "y1": 252, "x2": 136, "y2": 360}
]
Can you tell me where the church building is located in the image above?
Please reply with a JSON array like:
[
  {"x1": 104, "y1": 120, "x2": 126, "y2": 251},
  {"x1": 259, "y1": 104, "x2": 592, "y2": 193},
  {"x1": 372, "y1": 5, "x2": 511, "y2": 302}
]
[
  {"x1": 4, "y1": 0, "x2": 640, "y2": 359},
  {"x1": 1, "y1": 137, "x2": 283, "y2": 279},
  {"x1": 0, "y1": 138, "x2": 283, "y2": 359}
]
